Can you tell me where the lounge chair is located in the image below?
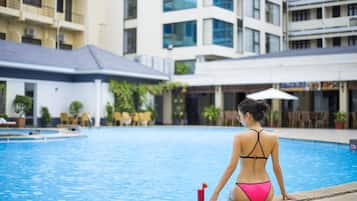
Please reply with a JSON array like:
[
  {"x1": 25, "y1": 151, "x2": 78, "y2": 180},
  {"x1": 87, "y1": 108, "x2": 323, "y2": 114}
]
[
  {"x1": 70, "y1": 114, "x2": 80, "y2": 125},
  {"x1": 80, "y1": 112, "x2": 91, "y2": 127},
  {"x1": 113, "y1": 112, "x2": 121, "y2": 126},
  {"x1": 142, "y1": 112, "x2": 152, "y2": 126},
  {"x1": 60, "y1": 112, "x2": 70, "y2": 125},
  {"x1": 120, "y1": 112, "x2": 132, "y2": 126},
  {"x1": 0, "y1": 118, "x2": 16, "y2": 127},
  {"x1": 132, "y1": 113, "x2": 140, "y2": 126}
]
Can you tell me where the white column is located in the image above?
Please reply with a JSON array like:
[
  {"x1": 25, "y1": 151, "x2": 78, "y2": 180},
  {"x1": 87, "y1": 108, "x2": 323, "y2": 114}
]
[
  {"x1": 95, "y1": 79, "x2": 102, "y2": 127},
  {"x1": 163, "y1": 90, "x2": 172, "y2": 125},
  {"x1": 215, "y1": 86, "x2": 224, "y2": 125},
  {"x1": 33, "y1": 83, "x2": 38, "y2": 127},
  {"x1": 339, "y1": 81, "x2": 349, "y2": 128}
]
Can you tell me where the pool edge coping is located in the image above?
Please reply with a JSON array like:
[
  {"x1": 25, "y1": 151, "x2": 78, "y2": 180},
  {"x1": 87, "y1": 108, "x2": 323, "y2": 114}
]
[{"x1": 273, "y1": 182, "x2": 357, "y2": 201}]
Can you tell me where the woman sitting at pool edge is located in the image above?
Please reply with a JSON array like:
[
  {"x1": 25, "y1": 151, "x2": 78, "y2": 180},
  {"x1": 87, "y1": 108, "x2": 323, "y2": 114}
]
[{"x1": 209, "y1": 98, "x2": 295, "y2": 201}]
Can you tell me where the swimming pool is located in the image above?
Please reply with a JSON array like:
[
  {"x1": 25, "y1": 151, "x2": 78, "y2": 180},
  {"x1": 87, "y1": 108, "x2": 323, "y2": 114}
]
[{"x1": 0, "y1": 127, "x2": 356, "y2": 201}]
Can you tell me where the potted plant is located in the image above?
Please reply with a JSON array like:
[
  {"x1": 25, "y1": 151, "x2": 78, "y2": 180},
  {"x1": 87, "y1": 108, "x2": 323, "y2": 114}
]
[
  {"x1": 40, "y1": 106, "x2": 51, "y2": 127},
  {"x1": 335, "y1": 112, "x2": 347, "y2": 129},
  {"x1": 69, "y1": 101, "x2": 83, "y2": 116},
  {"x1": 106, "y1": 102, "x2": 114, "y2": 126},
  {"x1": 203, "y1": 105, "x2": 221, "y2": 125},
  {"x1": 13, "y1": 95, "x2": 32, "y2": 128}
]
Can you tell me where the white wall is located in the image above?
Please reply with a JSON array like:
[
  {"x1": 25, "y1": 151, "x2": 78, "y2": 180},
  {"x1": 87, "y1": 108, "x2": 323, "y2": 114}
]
[{"x1": 2, "y1": 78, "x2": 114, "y2": 119}]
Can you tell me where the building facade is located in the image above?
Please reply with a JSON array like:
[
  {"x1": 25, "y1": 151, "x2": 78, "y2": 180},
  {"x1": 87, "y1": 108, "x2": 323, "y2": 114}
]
[
  {"x1": 0, "y1": 0, "x2": 86, "y2": 49},
  {"x1": 173, "y1": 46, "x2": 357, "y2": 128},
  {"x1": 122, "y1": 0, "x2": 285, "y2": 74},
  {"x1": 288, "y1": 0, "x2": 357, "y2": 49}
]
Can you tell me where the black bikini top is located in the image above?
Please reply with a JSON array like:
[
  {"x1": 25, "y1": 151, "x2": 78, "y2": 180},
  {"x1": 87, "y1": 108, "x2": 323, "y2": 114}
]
[{"x1": 240, "y1": 128, "x2": 268, "y2": 160}]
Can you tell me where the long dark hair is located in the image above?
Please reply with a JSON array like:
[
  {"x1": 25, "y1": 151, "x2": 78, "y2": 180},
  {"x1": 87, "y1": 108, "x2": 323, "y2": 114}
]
[{"x1": 238, "y1": 98, "x2": 270, "y2": 121}]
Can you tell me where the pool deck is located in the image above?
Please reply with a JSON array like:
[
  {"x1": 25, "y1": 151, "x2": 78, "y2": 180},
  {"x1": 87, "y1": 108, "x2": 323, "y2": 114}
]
[
  {"x1": 273, "y1": 128, "x2": 357, "y2": 145},
  {"x1": 270, "y1": 128, "x2": 357, "y2": 201}
]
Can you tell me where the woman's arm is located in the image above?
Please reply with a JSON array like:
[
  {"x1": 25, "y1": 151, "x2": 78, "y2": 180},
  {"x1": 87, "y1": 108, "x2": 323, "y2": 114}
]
[
  {"x1": 209, "y1": 135, "x2": 241, "y2": 201},
  {"x1": 271, "y1": 137, "x2": 295, "y2": 200}
]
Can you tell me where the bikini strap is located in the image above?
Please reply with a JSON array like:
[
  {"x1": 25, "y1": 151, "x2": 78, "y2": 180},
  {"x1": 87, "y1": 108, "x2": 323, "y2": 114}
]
[{"x1": 247, "y1": 128, "x2": 266, "y2": 158}]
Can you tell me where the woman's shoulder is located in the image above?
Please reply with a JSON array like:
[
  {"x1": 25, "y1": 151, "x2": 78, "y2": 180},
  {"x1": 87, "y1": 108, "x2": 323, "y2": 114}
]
[{"x1": 262, "y1": 130, "x2": 279, "y2": 141}]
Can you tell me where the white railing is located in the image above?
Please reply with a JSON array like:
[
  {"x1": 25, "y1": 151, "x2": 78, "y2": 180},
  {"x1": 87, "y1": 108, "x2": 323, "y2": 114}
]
[{"x1": 289, "y1": 16, "x2": 353, "y2": 31}]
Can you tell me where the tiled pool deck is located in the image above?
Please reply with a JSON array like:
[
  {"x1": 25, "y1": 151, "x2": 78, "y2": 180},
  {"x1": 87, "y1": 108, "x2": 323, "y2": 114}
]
[{"x1": 272, "y1": 128, "x2": 357, "y2": 201}]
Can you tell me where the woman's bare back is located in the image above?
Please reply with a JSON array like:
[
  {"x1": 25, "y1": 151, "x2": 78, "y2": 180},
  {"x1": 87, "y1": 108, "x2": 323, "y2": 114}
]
[{"x1": 237, "y1": 129, "x2": 278, "y2": 183}]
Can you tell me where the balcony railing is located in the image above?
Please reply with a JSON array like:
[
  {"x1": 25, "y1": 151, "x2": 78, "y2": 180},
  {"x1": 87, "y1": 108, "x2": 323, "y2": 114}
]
[
  {"x1": 289, "y1": 16, "x2": 355, "y2": 31},
  {"x1": 70, "y1": 11, "x2": 84, "y2": 24},
  {"x1": 0, "y1": 0, "x2": 21, "y2": 10}
]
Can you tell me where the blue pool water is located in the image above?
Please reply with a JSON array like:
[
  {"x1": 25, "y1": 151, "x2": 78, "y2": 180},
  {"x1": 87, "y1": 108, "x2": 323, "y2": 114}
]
[
  {"x1": 0, "y1": 129, "x2": 58, "y2": 135},
  {"x1": 0, "y1": 127, "x2": 356, "y2": 201}
]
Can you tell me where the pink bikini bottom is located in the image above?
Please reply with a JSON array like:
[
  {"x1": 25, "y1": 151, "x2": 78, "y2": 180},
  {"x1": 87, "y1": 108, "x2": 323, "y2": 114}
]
[{"x1": 235, "y1": 181, "x2": 272, "y2": 201}]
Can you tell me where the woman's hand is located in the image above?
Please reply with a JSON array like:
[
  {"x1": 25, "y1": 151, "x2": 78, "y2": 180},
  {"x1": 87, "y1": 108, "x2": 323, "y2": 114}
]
[{"x1": 282, "y1": 193, "x2": 296, "y2": 200}]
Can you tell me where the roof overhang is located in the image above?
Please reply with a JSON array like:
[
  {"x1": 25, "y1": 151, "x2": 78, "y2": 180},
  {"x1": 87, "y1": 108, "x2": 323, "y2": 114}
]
[
  {"x1": 0, "y1": 61, "x2": 169, "y2": 81},
  {"x1": 173, "y1": 53, "x2": 357, "y2": 86}
]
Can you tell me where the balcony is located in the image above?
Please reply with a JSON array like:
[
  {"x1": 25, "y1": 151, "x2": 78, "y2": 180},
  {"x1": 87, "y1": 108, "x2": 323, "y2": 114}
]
[
  {"x1": 0, "y1": 0, "x2": 20, "y2": 17},
  {"x1": 289, "y1": 16, "x2": 356, "y2": 32},
  {"x1": 0, "y1": 0, "x2": 84, "y2": 31}
]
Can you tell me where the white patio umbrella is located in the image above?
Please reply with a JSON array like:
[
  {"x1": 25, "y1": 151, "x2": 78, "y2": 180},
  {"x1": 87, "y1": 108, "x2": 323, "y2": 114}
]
[
  {"x1": 246, "y1": 88, "x2": 298, "y2": 127},
  {"x1": 246, "y1": 88, "x2": 298, "y2": 100}
]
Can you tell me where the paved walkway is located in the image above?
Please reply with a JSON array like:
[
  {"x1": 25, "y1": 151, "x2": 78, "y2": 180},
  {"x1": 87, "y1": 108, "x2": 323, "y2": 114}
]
[
  {"x1": 270, "y1": 128, "x2": 357, "y2": 201},
  {"x1": 273, "y1": 128, "x2": 357, "y2": 144}
]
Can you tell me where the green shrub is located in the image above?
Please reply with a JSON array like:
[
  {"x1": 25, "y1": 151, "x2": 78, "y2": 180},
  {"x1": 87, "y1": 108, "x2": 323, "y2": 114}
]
[
  {"x1": 106, "y1": 102, "x2": 114, "y2": 123},
  {"x1": 335, "y1": 112, "x2": 347, "y2": 122},
  {"x1": 69, "y1": 101, "x2": 83, "y2": 116},
  {"x1": 203, "y1": 105, "x2": 221, "y2": 124},
  {"x1": 13, "y1": 95, "x2": 32, "y2": 117},
  {"x1": 40, "y1": 107, "x2": 51, "y2": 127}
]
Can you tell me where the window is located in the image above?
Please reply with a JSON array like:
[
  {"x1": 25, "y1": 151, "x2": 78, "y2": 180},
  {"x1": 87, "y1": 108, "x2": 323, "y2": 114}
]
[
  {"x1": 332, "y1": 6, "x2": 340, "y2": 18},
  {"x1": 0, "y1": 0, "x2": 6, "y2": 7},
  {"x1": 245, "y1": 28, "x2": 260, "y2": 54},
  {"x1": 164, "y1": 0, "x2": 196, "y2": 12},
  {"x1": 57, "y1": 0, "x2": 63, "y2": 12},
  {"x1": 316, "y1": 8, "x2": 322, "y2": 19},
  {"x1": 163, "y1": 20, "x2": 197, "y2": 48},
  {"x1": 65, "y1": 0, "x2": 72, "y2": 22},
  {"x1": 23, "y1": 0, "x2": 41, "y2": 7},
  {"x1": 0, "y1": 81, "x2": 5, "y2": 115},
  {"x1": 245, "y1": 0, "x2": 260, "y2": 19},
  {"x1": 332, "y1": 37, "x2": 341, "y2": 47},
  {"x1": 291, "y1": 40, "x2": 310, "y2": 49},
  {"x1": 317, "y1": 39, "x2": 323, "y2": 48},
  {"x1": 266, "y1": 1, "x2": 280, "y2": 26},
  {"x1": 348, "y1": 36, "x2": 357, "y2": 46},
  {"x1": 22, "y1": 36, "x2": 42, "y2": 46},
  {"x1": 292, "y1": 10, "x2": 310, "y2": 21},
  {"x1": 348, "y1": 4, "x2": 357, "y2": 16},
  {"x1": 213, "y1": 19, "x2": 233, "y2": 47},
  {"x1": 124, "y1": 0, "x2": 137, "y2": 19},
  {"x1": 266, "y1": 33, "x2": 280, "y2": 53},
  {"x1": 175, "y1": 60, "x2": 196, "y2": 75},
  {"x1": 213, "y1": 0, "x2": 233, "y2": 11},
  {"x1": 0, "y1": 32, "x2": 5, "y2": 40},
  {"x1": 124, "y1": 28, "x2": 137, "y2": 54},
  {"x1": 59, "y1": 43, "x2": 72, "y2": 50}
]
